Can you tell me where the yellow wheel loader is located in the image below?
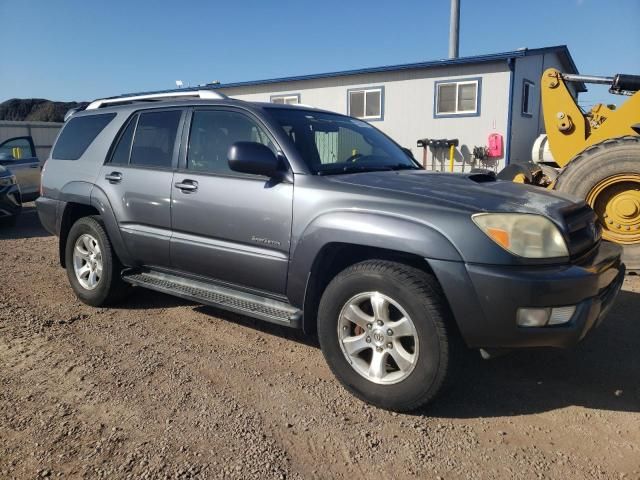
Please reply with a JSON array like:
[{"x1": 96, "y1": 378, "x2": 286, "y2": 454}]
[{"x1": 502, "y1": 68, "x2": 640, "y2": 271}]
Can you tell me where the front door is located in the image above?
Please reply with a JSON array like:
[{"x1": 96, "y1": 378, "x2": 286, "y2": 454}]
[
  {"x1": 170, "y1": 108, "x2": 293, "y2": 295},
  {"x1": 0, "y1": 136, "x2": 40, "y2": 197},
  {"x1": 95, "y1": 109, "x2": 184, "y2": 268}
]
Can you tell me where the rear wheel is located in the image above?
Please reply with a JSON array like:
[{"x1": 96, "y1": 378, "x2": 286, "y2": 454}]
[
  {"x1": 317, "y1": 260, "x2": 456, "y2": 412},
  {"x1": 555, "y1": 136, "x2": 640, "y2": 270},
  {"x1": 65, "y1": 216, "x2": 130, "y2": 306}
]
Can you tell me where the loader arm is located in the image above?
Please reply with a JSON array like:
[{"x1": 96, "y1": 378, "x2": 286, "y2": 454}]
[{"x1": 542, "y1": 68, "x2": 640, "y2": 167}]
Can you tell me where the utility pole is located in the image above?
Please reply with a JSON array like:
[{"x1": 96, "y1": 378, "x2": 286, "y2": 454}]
[{"x1": 449, "y1": 0, "x2": 460, "y2": 59}]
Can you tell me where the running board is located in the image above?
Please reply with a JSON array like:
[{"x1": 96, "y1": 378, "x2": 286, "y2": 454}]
[{"x1": 122, "y1": 271, "x2": 302, "y2": 328}]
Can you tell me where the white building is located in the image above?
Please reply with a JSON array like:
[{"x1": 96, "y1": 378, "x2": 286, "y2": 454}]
[{"x1": 213, "y1": 45, "x2": 584, "y2": 172}]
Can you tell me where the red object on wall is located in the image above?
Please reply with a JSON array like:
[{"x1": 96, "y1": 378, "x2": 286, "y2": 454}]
[{"x1": 487, "y1": 133, "x2": 503, "y2": 158}]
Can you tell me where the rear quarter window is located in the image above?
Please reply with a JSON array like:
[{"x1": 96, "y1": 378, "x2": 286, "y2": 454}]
[{"x1": 52, "y1": 113, "x2": 116, "y2": 160}]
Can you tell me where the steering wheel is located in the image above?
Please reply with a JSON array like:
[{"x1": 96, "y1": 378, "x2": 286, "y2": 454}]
[{"x1": 344, "y1": 153, "x2": 363, "y2": 163}]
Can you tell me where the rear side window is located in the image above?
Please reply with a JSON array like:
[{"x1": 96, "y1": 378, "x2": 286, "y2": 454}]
[
  {"x1": 129, "y1": 110, "x2": 182, "y2": 168},
  {"x1": 52, "y1": 113, "x2": 116, "y2": 160},
  {"x1": 109, "y1": 114, "x2": 138, "y2": 165}
]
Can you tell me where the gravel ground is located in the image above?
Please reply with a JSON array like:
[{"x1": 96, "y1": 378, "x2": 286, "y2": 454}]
[{"x1": 1, "y1": 204, "x2": 639, "y2": 479}]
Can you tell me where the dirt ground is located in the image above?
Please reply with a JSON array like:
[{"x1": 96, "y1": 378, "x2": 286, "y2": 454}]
[{"x1": 1, "y1": 203, "x2": 639, "y2": 480}]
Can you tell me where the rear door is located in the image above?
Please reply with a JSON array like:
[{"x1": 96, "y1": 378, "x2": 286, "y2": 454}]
[
  {"x1": 95, "y1": 108, "x2": 184, "y2": 269},
  {"x1": 170, "y1": 107, "x2": 293, "y2": 294},
  {"x1": 0, "y1": 136, "x2": 40, "y2": 196}
]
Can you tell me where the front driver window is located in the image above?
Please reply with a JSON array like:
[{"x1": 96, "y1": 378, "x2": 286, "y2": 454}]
[{"x1": 187, "y1": 110, "x2": 275, "y2": 175}]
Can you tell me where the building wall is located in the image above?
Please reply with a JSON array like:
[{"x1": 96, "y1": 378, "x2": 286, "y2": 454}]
[
  {"x1": 219, "y1": 61, "x2": 512, "y2": 172},
  {"x1": 0, "y1": 121, "x2": 63, "y2": 162}
]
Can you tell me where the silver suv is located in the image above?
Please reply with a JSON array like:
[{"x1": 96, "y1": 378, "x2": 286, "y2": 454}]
[{"x1": 37, "y1": 88, "x2": 624, "y2": 411}]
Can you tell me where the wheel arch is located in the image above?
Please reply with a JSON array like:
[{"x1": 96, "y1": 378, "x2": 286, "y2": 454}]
[
  {"x1": 287, "y1": 212, "x2": 463, "y2": 335},
  {"x1": 58, "y1": 184, "x2": 132, "y2": 268}
]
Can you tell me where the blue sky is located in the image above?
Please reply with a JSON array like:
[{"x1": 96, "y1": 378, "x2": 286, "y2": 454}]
[{"x1": 0, "y1": 0, "x2": 638, "y2": 106}]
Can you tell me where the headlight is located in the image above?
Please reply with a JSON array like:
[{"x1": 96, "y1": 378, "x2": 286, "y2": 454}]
[
  {"x1": 0, "y1": 175, "x2": 16, "y2": 187},
  {"x1": 472, "y1": 213, "x2": 568, "y2": 258}
]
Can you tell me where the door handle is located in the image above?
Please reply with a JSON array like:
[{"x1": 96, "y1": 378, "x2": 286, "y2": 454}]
[
  {"x1": 175, "y1": 180, "x2": 198, "y2": 192},
  {"x1": 105, "y1": 172, "x2": 123, "y2": 183}
]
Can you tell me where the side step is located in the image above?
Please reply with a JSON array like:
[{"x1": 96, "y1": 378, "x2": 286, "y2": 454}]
[{"x1": 122, "y1": 270, "x2": 302, "y2": 328}]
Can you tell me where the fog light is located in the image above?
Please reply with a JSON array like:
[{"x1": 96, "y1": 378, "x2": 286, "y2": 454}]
[
  {"x1": 517, "y1": 306, "x2": 577, "y2": 327},
  {"x1": 517, "y1": 308, "x2": 551, "y2": 327},
  {"x1": 548, "y1": 306, "x2": 576, "y2": 326}
]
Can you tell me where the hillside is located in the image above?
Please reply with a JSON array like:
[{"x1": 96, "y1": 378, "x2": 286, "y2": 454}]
[{"x1": 0, "y1": 98, "x2": 87, "y2": 123}]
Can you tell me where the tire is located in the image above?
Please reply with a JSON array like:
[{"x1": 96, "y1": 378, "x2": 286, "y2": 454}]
[
  {"x1": 64, "y1": 216, "x2": 129, "y2": 306},
  {"x1": 555, "y1": 136, "x2": 640, "y2": 271},
  {"x1": 0, "y1": 214, "x2": 18, "y2": 227},
  {"x1": 317, "y1": 260, "x2": 456, "y2": 412}
]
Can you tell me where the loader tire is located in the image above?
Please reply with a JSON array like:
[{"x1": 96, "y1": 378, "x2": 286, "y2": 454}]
[{"x1": 555, "y1": 136, "x2": 640, "y2": 271}]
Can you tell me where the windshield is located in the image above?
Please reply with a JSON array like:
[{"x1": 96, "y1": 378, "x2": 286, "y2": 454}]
[{"x1": 267, "y1": 108, "x2": 420, "y2": 175}]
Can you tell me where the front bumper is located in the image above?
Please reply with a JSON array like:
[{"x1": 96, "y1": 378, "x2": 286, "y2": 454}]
[
  {"x1": 0, "y1": 184, "x2": 22, "y2": 218},
  {"x1": 430, "y1": 241, "x2": 625, "y2": 349}
]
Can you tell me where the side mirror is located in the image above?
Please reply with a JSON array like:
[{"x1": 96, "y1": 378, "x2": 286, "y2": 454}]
[{"x1": 228, "y1": 141, "x2": 280, "y2": 177}]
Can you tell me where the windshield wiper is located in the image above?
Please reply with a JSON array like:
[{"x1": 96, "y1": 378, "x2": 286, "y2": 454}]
[
  {"x1": 316, "y1": 164, "x2": 394, "y2": 176},
  {"x1": 388, "y1": 163, "x2": 420, "y2": 171}
]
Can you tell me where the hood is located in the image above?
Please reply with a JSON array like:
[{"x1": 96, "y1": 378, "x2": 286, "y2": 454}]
[{"x1": 328, "y1": 170, "x2": 582, "y2": 220}]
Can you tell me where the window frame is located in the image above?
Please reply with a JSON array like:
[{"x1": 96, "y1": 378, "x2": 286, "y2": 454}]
[
  {"x1": 105, "y1": 108, "x2": 185, "y2": 171},
  {"x1": 347, "y1": 86, "x2": 384, "y2": 121},
  {"x1": 521, "y1": 79, "x2": 535, "y2": 117},
  {"x1": 270, "y1": 93, "x2": 301, "y2": 105},
  {"x1": 177, "y1": 106, "x2": 288, "y2": 179},
  {"x1": 433, "y1": 77, "x2": 482, "y2": 118}
]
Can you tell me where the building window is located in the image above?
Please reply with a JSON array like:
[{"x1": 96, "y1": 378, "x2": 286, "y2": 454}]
[
  {"x1": 434, "y1": 78, "x2": 481, "y2": 117},
  {"x1": 271, "y1": 94, "x2": 300, "y2": 105},
  {"x1": 348, "y1": 87, "x2": 384, "y2": 121},
  {"x1": 522, "y1": 80, "x2": 534, "y2": 116}
]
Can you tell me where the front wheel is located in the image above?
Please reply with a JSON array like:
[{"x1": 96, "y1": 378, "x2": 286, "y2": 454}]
[
  {"x1": 317, "y1": 260, "x2": 455, "y2": 412},
  {"x1": 0, "y1": 214, "x2": 18, "y2": 227}
]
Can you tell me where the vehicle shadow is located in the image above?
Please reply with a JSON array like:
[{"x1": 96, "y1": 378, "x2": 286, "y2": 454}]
[
  {"x1": 426, "y1": 288, "x2": 640, "y2": 418},
  {"x1": 194, "y1": 304, "x2": 319, "y2": 348},
  {"x1": 181, "y1": 287, "x2": 640, "y2": 417},
  {"x1": 0, "y1": 204, "x2": 51, "y2": 240},
  {"x1": 122, "y1": 288, "x2": 319, "y2": 348}
]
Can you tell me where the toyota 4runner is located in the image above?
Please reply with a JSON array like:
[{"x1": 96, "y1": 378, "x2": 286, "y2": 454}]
[{"x1": 36, "y1": 88, "x2": 625, "y2": 411}]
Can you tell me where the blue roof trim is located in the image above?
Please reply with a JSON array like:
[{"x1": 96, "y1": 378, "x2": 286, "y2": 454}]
[{"x1": 211, "y1": 45, "x2": 586, "y2": 93}]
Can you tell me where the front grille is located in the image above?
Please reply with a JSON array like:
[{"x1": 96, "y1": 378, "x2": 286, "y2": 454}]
[{"x1": 562, "y1": 203, "x2": 600, "y2": 258}]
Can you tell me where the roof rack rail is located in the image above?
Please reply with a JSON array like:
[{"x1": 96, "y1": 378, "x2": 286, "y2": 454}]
[{"x1": 85, "y1": 87, "x2": 228, "y2": 111}]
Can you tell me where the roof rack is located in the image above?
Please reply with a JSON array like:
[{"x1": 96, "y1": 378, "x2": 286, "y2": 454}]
[{"x1": 84, "y1": 87, "x2": 228, "y2": 111}]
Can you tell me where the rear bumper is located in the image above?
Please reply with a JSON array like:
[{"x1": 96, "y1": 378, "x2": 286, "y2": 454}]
[
  {"x1": 0, "y1": 185, "x2": 22, "y2": 218},
  {"x1": 430, "y1": 241, "x2": 625, "y2": 349},
  {"x1": 35, "y1": 196, "x2": 60, "y2": 235}
]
